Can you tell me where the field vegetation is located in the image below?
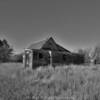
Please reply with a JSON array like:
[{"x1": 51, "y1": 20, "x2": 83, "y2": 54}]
[{"x1": 0, "y1": 63, "x2": 100, "y2": 100}]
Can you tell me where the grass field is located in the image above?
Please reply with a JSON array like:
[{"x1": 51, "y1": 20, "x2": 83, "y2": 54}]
[{"x1": 0, "y1": 63, "x2": 100, "y2": 100}]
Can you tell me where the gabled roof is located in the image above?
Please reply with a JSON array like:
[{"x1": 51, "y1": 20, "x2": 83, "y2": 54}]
[
  {"x1": 27, "y1": 37, "x2": 71, "y2": 53},
  {"x1": 27, "y1": 39, "x2": 47, "y2": 50}
]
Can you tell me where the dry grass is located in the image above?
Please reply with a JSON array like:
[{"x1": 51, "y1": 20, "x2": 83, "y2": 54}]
[{"x1": 0, "y1": 63, "x2": 100, "y2": 100}]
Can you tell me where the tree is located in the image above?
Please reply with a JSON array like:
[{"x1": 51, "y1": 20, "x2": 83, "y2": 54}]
[
  {"x1": 0, "y1": 39, "x2": 13, "y2": 62},
  {"x1": 92, "y1": 44, "x2": 100, "y2": 64},
  {"x1": 77, "y1": 48, "x2": 91, "y2": 64}
]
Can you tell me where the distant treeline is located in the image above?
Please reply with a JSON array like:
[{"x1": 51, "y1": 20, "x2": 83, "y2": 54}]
[{"x1": 0, "y1": 39, "x2": 22, "y2": 63}]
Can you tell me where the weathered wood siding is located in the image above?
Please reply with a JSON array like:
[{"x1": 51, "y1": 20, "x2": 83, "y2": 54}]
[{"x1": 31, "y1": 49, "x2": 84, "y2": 69}]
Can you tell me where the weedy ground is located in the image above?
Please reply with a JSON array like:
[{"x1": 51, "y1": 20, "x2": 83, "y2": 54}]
[{"x1": 0, "y1": 63, "x2": 100, "y2": 100}]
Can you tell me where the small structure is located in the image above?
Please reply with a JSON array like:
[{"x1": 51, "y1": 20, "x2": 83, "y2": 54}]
[{"x1": 23, "y1": 37, "x2": 84, "y2": 69}]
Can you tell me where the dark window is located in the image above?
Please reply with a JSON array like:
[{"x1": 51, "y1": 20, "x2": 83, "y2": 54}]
[
  {"x1": 63, "y1": 55, "x2": 66, "y2": 61},
  {"x1": 39, "y1": 53, "x2": 43, "y2": 59},
  {"x1": 33, "y1": 51, "x2": 38, "y2": 59}
]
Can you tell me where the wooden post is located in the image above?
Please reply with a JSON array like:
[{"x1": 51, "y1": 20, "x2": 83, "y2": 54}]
[
  {"x1": 23, "y1": 49, "x2": 28, "y2": 69},
  {"x1": 31, "y1": 50, "x2": 33, "y2": 69},
  {"x1": 49, "y1": 50, "x2": 52, "y2": 67},
  {"x1": 23, "y1": 52, "x2": 26, "y2": 68},
  {"x1": 29, "y1": 50, "x2": 33, "y2": 69},
  {"x1": 24, "y1": 49, "x2": 33, "y2": 69}
]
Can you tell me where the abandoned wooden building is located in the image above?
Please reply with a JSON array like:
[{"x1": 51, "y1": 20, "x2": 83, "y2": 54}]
[{"x1": 23, "y1": 37, "x2": 84, "y2": 69}]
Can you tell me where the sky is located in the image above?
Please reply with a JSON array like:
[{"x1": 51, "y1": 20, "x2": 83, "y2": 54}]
[{"x1": 0, "y1": 0, "x2": 99, "y2": 53}]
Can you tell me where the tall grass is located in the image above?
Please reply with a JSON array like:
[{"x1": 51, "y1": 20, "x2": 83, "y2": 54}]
[{"x1": 0, "y1": 63, "x2": 100, "y2": 100}]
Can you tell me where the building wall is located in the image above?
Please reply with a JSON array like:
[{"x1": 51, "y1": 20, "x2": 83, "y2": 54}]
[
  {"x1": 23, "y1": 49, "x2": 85, "y2": 69},
  {"x1": 31, "y1": 50, "x2": 84, "y2": 69},
  {"x1": 32, "y1": 49, "x2": 50, "y2": 69}
]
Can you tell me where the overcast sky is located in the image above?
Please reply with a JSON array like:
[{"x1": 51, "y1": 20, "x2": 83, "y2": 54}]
[{"x1": 0, "y1": 0, "x2": 99, "y2": 53}]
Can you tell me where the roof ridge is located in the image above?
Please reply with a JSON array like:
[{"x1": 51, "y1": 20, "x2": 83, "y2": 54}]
[{"x1": 27, "y1": 37, "x2": 51, "y2": 49}]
